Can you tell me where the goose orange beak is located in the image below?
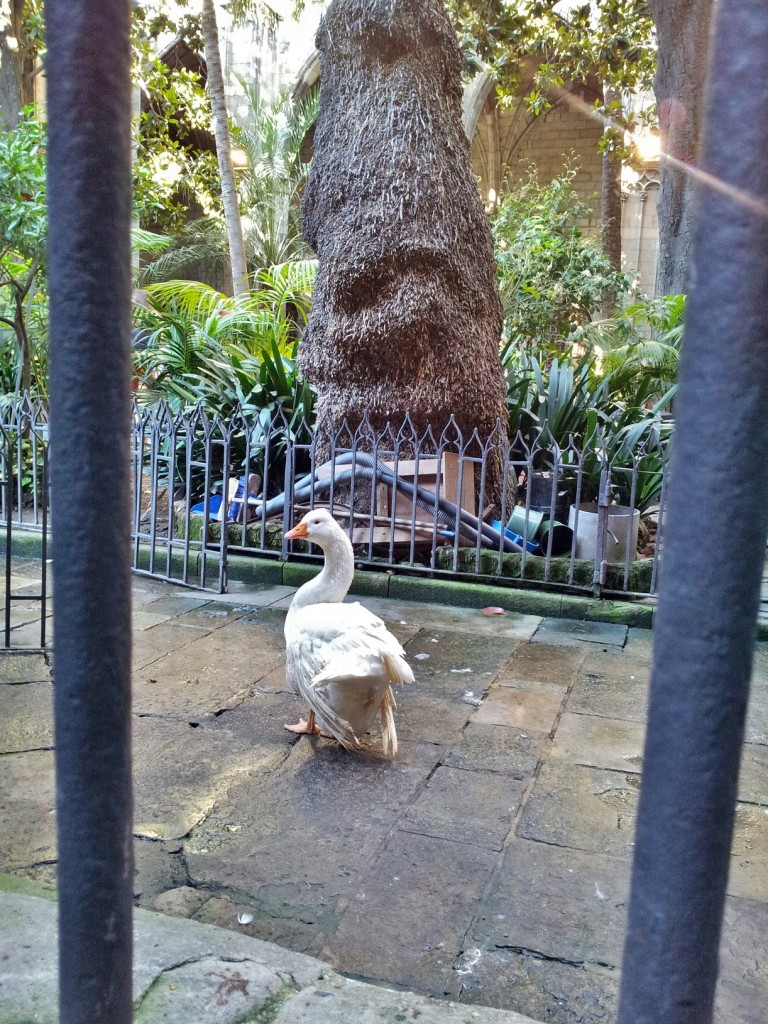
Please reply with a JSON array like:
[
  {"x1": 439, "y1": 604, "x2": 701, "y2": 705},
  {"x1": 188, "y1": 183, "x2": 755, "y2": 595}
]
[{"x1": 284, "y1": 521, "x2": 308, "y2": 541}]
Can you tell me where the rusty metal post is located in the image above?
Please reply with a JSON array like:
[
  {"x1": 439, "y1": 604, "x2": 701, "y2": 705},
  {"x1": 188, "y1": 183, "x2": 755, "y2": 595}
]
[
  {"x1": 46, "y1": 2, "x2": 134, "y2": 1022},
  {"x1": 618, "y1": 2, "x2": 768, "y2": 1022}
]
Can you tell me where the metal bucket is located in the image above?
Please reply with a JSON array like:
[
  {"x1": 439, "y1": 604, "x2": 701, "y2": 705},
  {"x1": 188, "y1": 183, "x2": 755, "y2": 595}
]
[
  {"x1": 528, "y1": 471, "x2": 571, "y2": 524},
  {"x1": 568, "y1": 502, "x2": 640, "y2": 562}
]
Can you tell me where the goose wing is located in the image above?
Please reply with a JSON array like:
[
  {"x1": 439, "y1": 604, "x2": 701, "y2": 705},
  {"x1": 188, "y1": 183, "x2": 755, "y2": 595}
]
[{"x1": 285, "y1": 602, "x2": 413, "y2": 747}]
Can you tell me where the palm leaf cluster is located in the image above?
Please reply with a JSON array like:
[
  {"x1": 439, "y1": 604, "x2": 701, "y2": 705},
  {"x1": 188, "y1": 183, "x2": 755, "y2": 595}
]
[
  {"x1": 501, "y1": 295, "x2": 683, "y2": 512},
  {"x1": 136, "y1": 89, "x2": 319, "y2": 287},
  {"x1": 133, "y1": 261, "x2": 317, "y2": 429}
]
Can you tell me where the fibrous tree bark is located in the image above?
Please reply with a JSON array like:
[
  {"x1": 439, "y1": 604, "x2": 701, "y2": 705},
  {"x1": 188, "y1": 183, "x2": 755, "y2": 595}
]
[
  {"x1": 650, "y1": 0, "x2": 714, "y2": 296},
  {"x1": 300, "y1": 0, "x2": 507, "y2": 456}
]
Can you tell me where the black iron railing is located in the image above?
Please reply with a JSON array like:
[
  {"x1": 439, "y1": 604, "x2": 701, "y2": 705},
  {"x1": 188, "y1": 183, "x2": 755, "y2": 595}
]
[
  {"x1": 129, "y1": 402, "x2": 668, "y2": 598},
  {"x1": 2, "y1": 396, "x2": 669, "y2": 612}
]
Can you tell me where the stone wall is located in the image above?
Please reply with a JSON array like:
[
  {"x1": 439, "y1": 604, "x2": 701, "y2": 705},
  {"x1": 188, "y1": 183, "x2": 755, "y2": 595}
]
[{"x1": 469, "y1": 84, "x2": 660, "y2": 294}]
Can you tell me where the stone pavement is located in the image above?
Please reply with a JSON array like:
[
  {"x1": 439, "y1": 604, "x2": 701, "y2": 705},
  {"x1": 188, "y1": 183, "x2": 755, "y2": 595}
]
[{"x1": 1, "y1": 557, "x2": 768, "y2": 1023}]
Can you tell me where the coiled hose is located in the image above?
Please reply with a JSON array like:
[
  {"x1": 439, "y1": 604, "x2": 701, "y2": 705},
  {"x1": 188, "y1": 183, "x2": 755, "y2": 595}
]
[{"x1": 250, "y1": 450, "x2": 524, "y2": 554}]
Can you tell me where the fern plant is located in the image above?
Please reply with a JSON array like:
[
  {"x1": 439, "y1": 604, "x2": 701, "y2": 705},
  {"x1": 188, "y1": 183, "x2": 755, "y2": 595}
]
[{"x1": 132, "y1": 266, "x2": 317, "y2": 492}]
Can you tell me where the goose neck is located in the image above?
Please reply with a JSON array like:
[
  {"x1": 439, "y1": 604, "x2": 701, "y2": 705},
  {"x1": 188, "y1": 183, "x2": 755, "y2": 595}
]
[{"x1": 290, "y1": 530, "x2": 354, "y2": 610}]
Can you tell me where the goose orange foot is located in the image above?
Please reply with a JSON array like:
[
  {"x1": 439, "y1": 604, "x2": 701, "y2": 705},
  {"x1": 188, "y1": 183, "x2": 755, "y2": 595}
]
[{"x1": 283, "y1": 712, "x2": 334, "y2": 740}]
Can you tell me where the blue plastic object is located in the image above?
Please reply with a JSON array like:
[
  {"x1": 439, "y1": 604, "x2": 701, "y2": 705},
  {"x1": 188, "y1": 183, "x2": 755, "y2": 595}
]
[
  {"x1": 190, "y1": 475, "x2": 259, "y2": 522},
  {"x1": 190, "y1": 494, "x2": 224, "y2": 518},
  {"x1": 490, "y1": 520, "x2": 539, "y2": 554}
]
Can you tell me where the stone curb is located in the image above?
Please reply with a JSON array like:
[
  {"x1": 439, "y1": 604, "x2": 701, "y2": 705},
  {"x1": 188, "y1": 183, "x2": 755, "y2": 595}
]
[
  {"x1": 10, "y1": 530, "x2": 661, "y2": 631},
  {"x1": 0, "y1": 890, "x2": 543, "y2": 1024}
]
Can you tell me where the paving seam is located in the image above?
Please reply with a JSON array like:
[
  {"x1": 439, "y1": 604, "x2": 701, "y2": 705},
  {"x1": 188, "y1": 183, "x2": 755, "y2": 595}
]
[
  {"x1": 304, "y1": 630, "x2": 515, "y2": 970},
  {"x1": 446, "y1": 641, "x2": 588, "y2": 1002},
  {"x1": 304, "y1": 747, "x2": 452, "y2": 960}
]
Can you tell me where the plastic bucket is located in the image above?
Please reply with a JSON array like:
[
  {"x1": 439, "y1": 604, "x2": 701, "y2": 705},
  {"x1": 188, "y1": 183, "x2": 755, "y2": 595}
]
[
  {"x1": 506, "y1": 506, "x2": 545, "y2": 541},
  {"x1": 568, "y1": 502, "x2": 640, "y2": 562},
  {"x1": 537, "y1": 520, "x2": 574, "y2": 557}
]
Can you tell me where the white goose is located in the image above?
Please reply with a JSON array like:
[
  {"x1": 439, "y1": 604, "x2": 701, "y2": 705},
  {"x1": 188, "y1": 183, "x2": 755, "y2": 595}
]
[{"x1": 283, "y1": 508, "x2": 414, "y2": 755}]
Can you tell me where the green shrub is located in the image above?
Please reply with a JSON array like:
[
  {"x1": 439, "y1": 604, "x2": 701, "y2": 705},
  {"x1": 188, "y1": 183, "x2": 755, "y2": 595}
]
[{"x1": 493, "y1": 165, "x2": 629, "y2": 356}]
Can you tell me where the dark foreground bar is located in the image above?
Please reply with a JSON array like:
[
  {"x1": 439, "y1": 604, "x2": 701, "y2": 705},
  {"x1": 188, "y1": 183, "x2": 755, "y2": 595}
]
[
  {"x1": 46, "y1": 2, "x2": 134, "y2": 1022},
  {"x1": 618, "y1": 2, "x2": 768, "y2": 1022}
]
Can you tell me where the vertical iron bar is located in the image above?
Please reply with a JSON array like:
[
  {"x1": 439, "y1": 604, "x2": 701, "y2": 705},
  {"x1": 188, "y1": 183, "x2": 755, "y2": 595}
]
[
  {"x1": 4, "y1": 450, "x2": 11, "y2": 647},
  {"x1": 46, "y1": 2, "x2": 133, "y2": 1023},
  {"x1": 39, "y1": 443, "x2": 48, "y2": 649},
  {"x1": 593, "y1": 460, "x2": 610, "y2": 596},
  {"x1": 618, "y1": 3, "x2": 768, "y2": 1022}
]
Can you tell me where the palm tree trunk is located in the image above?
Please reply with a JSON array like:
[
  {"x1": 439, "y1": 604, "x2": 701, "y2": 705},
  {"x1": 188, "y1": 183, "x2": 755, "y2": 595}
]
[
  {"x1": 300, "y1": 0, "x2": 507, "y2": 499},
  {"x1": 201, "y1": 0, "x2": 250, "y2": 296}
]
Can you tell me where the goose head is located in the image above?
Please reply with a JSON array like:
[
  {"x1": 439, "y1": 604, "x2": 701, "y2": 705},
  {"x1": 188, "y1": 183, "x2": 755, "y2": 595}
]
[
  {"x1": 285, "y1": 508, "x2": 354, "y2": 609},
  {"x1": 284, "y1": 507, "x2": 344, "y2": 550}
]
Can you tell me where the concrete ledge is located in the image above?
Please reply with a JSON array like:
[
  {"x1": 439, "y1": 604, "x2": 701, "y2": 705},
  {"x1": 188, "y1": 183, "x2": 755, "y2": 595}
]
[
  {"x1": 388, "y1": 574, "x2": 564, "y2": 618},
  {"x1": 559, "y1": 593, "x2": 655, "y2": 629},
  {"x1": 0, "y1": 890, "x2": 542, "y2": 1024},
  {"x1": 226, "y1": 551, "x2": 284, "y2": 586},
  {"x1": 8, "y1": 530, "x2": 48, "y2": 560},
  {"x1": 8, "y1": 529, "x2": 658, "y2": 630}
]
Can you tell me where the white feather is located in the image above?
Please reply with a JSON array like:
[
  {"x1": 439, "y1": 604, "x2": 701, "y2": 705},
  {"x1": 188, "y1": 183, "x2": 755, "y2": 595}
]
[{"x1": 284, "y1": 509, "x2": 413, "y2": 754}]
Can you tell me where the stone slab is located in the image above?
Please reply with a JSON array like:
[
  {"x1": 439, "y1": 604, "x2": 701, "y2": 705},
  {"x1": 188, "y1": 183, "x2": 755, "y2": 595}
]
[
  {"x1": 133, "y1": 837, "x2": 188, "y2": 900},
  {"x1": 720, "y1": 895, "x2": 768, "y2": 993},
  {"x1": 472, "y1": 687, "x2": 564, "y2": 733},
  {"x1": 0, "y1": 652, "x2": 50, "y2": 683},
  {"x1": 495, "y1": 643, "x2": 586, "y2": 691},
  {"x1": 443, "y1": 722, "x2": 545, "y2": 778},
  {"x1": 3, "y1": 621, "x2": 51, "y2": 648},
  {"x1": 183, "y1": 739, "x2": 442, "y2": 935},
  {"x1": 251, "y1": 662, "x2": 293, "y2": 694},
  {"x1": 452, "y1": 947, "x2": 619, "y2": 1024},
  {"x1": 578, "y1": 648, "x2": 651, "y2": 688},
  {"x1": 568, "y1": 670, "x2": 649, "y2": 725},
  {"x1": 0, "y1": 892, "x2": 330, "y2": 1024},
  {"x1": 532, "y1": 619, "x2": 628, "y2": 649},
  {"x1": 132, "y1": 621, "x2": 220, "y2": 671},
  {"x1": 194, "y1": 893, "x2": 333, "y2": 958},
  {"x1": 134, "y1": 592, "x2": 209, "y2": 615},
  {"x1": 405, "y1": 631, "x2": 520, "y2": 694},
  {"x1": 133, "y1": 609, "x2": 175, "y2": 632},
  {"x1": 393, "y1": 689, "x2": 474, "y2": 745},
  {"x1": 171, "y1": 583, "x2": 297, "y2": 608},
  {"x1": 273, "y1": 973, "x2": 541, "y2": 1024},
  {"x1": 739, "y1": 743, "x2": 768, "y2": 806},
  {"x1": 0, "y1": 749, "x2": 56, "y2": 870},
  {"x1": 549, "y1": 712, "x2": 646, "y2": 773},
  {"x1": 0, "y1": 680, "x2": 53, "y2": 753},
  {"x1": 135, "y1": 954, "x2": 287, "y2": 1024},
  {"x1": 324, "y1": 829, "x2": 498, "y2": 995},
  {"x1": 518, "y1": 761, "x2": 639, "y2": 858},
  {"x1": 744, "y1": 681, "x2": 768, "y2": 746},
  {"x1": 622, "y1": 628, "x2": 654, "y2": 659},
  {"x1": 729, "y1": 803, "x2": 768, "y2": 902},
  {"x1": 361, "y1": 597, "x2": 541, "y2": 642},
  {"x1": 471, "y1": 839, "x2": 631, "y2": 967},
  {"x1": 715, "y1": 978, "x2": 768, "y2": 1024},
  {"x1": 401, "y1": 766, "x2": 525, "y2": 850},
  {"x1": 133, "y1": 696, "x2": 294, "y2": 840},
  {"x1": 132, "y1": 620, "x2": 286, "y2": 717},
  {"x1": 167, "y1": 601, "x2": 251, "y2": 628}
]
